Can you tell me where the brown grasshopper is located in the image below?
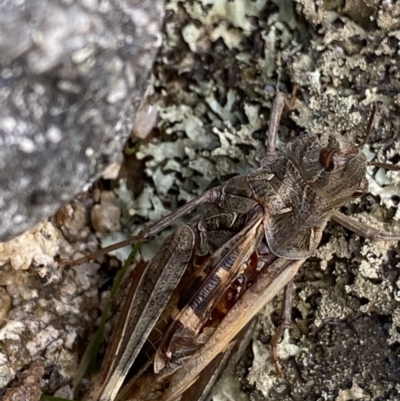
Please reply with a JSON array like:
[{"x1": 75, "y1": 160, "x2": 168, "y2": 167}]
[{"x1": 67, "y1": 91, "x2": 400, "y2": 401}]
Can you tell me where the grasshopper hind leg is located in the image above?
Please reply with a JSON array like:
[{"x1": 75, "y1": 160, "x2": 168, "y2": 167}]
[{"x1": 269, "y1": 280, "x2": 294, "y2": 376}]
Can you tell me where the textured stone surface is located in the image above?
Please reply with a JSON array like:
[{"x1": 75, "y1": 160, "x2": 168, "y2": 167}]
[
  {"x1": 0, "y1": 0, "x2": 164, "y2": 241},
  {"x1": 2, "y1": 359, "x2": 45, "y2": 401},
  {"x1": 2, "y1": 0, "x2": 400, "y2": 399}
]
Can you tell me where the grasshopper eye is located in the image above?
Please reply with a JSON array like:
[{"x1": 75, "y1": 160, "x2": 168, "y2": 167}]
[
  {"x1": 319, "y1": 148, "x2": 337, "y2": 171},
  {"x1": 319, "y1": 145, "x2": 357, "y2": 171}
]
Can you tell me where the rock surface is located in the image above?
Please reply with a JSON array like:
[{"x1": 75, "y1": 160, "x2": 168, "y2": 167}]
[
  {"x1": 0, "y1": 0, "x2": 164, "y2": 241},
  {"x1": 2, "y1": 0, "x2": 400, "y2": 400}
]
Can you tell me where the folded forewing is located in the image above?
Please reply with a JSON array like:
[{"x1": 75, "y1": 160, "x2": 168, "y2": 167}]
[
  {"x1": 160, "y1": 257, "x2": 307, "y2": 401},
  {"x1": 154, "y1": 212, "x2": 264, "y2": 373},
  {"x1": 88, "y1": 224, "x2": 196, "y2": 401}
]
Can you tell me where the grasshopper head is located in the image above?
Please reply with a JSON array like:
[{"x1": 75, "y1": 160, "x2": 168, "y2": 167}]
[{"x1": 287, "y1": 133, "x2": 368, "y2": 207}]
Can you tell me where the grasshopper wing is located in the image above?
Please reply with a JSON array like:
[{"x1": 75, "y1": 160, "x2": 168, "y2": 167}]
[
  {"x1": 154, "y1": 213, "x2": 264, "y2": 373},
  {"x1": 179, "y1": 318, "x2": 258, "y2": 401},
  {"x1": 160, "y1": 257, "x2": 306, "y2": 401},
  {"x1": 88, "y1": 224, "x2": 196, "y2": 401}
]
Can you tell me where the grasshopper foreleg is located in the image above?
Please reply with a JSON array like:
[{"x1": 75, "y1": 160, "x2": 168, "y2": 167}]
[
  {"x1": 333, "y1": 211, "x2": 400, "y2": 241},
  {"x1": 262, "y1": 85, "x2": 298, "y2": 165}
]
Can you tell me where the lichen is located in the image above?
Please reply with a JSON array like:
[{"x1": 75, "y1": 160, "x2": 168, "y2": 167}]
[{"x1": 3, "y1": 0, "x2": 400, "y2": 399}]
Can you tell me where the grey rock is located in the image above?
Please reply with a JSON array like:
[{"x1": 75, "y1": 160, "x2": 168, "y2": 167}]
[{"x1": 0, "y1": 0, "x2": 164, "y2": 241}]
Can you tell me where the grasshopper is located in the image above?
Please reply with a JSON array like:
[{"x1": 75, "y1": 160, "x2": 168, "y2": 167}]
[{"x1": 67, "y1": 90, "x2": 400, "y2": 401}]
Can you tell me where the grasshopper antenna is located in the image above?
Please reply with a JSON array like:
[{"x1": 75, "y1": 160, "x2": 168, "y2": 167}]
[
  {"x1": 358, "y1": 102, "x2": 377, "y2": 149},
  {"x1": 368, "y1": 161, "x2": 400, "y2": 171},
  {"x1": 360, "y1": 103, "x2": 400, "y2": 171}
]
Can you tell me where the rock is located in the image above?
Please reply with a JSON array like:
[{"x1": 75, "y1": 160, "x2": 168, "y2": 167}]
[
  {"x1": 2, "y1": 359, "x2": 45, "y2": 401},
  {"x1": 0, "y1": 0, "x2": 164, "y2": 241}
]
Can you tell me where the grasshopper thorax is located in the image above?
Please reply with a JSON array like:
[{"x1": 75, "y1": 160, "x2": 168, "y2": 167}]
[{"x1": 286, "y1": 133, "x2": 368, "y2": 208}]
